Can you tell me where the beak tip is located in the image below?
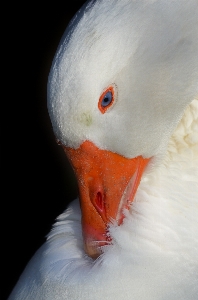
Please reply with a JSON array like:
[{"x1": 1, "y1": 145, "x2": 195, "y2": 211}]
[{"x1": 84, "y1": 240, "x2": 104, "y2": 259}]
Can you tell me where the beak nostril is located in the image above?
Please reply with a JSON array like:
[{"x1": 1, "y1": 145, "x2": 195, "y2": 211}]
[{"x1": 95, "y1": 191, "x2": 104, "y2": 213}]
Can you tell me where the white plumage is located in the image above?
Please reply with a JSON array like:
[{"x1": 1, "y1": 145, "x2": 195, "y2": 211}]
[{"x1": 9, "y1": 0, "x2": 198, "y2": 299}]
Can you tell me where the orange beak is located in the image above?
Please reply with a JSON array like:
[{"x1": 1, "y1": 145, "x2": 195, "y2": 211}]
[{"x1": 62, "y1": 140, "x2": 150, "y2": 258}]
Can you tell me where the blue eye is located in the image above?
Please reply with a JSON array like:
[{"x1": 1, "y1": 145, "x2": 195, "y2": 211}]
[
  {"x1": 101, "y1": 91, "x2": 113, "y2": 107},
  {"x1": 98, "y1": 86, "x2": 115, "y2": 114}
]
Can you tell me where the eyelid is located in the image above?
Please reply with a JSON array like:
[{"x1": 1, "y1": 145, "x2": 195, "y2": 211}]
[{"x1": 98, "y1": 86, "x2": 115, "y2": 114}]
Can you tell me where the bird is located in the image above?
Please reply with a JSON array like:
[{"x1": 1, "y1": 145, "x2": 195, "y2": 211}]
[{"x1": 9, "y1": 0, "x2": 198, "y2": 299}]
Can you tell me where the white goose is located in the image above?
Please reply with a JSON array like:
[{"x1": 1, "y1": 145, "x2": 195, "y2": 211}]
[{"x1": 9, "y1": 0, "x2": 198, "y2": 299}]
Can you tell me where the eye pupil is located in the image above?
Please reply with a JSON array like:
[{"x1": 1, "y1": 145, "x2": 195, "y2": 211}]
[{"x1": 101, "y1": 91, "x2": 112, "y2": 107}]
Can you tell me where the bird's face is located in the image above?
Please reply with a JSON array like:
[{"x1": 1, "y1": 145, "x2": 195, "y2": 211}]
[
  {"x1": 48, "y1": 63, "x2": 155, "y2": 257},
  {"x1": 47, "y1": 0, "x2": 198, "y2": 258},
  {"x1": 49, "y1": 71, "x2": 152, "y2": 258}
]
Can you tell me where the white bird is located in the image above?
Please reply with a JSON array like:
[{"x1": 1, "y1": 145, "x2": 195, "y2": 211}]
[{"x1": 9, "y1": 0, "x2": 198, "y2": 299}]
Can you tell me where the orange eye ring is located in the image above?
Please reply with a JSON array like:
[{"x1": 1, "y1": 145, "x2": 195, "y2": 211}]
[{"x1": 98, "y1": 86, "x2": 115, "y2": 114}]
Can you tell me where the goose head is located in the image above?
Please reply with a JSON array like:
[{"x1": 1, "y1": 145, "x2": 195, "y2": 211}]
[{"x1": 47, "y1": 0, "x2": 198, "y2": 258}]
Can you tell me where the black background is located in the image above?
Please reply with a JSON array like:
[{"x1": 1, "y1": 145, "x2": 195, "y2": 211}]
[{"x1": 3, "y1": 1, "x2": 87, "y2": 299}]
